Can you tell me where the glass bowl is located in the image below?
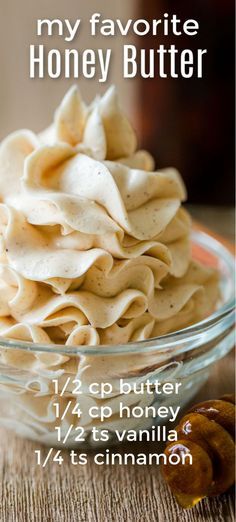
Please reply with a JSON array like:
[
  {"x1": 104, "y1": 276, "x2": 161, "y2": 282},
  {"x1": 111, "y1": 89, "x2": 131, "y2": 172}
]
[{"x1": 0, "y1": 230, "x2": 234, "y2": 449}]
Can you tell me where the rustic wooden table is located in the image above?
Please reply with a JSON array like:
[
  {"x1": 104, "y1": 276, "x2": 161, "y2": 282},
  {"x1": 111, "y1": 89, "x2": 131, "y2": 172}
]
[{"x1": 0, "y1": 207, "x2": 235, "y2": 522}]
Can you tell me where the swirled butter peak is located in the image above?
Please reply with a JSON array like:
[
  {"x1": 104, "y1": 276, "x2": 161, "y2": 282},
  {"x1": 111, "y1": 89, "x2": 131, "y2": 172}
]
[{"x1": 0, "y1": 86, "x2": 219, "y2": 346}]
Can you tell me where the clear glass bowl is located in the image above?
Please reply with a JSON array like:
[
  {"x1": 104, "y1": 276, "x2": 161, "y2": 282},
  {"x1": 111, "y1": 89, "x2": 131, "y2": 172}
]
[{"x1": 0, "y1": 230, "x2": 234, "y2": 449}]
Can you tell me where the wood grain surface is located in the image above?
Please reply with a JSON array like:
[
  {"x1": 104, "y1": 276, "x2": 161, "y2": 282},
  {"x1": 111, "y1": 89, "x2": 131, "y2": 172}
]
[
  {"x1": 0, "y1": 350, "x2": 234, "y2": 522},
  {"x1": 0, "y1": 208, "x2": 235, "y2": 522}
]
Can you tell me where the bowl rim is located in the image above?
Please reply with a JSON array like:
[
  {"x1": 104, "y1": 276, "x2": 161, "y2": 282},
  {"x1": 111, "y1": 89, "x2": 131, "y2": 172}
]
[{"x1": 0, "y1": 230, "x2": 235, "y2": 356}]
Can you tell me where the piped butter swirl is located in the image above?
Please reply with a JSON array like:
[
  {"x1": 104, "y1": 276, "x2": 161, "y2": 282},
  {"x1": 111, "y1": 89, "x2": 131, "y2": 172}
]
[{"x1": 0, "y1": 86, "x2": 219, "y2": 346}]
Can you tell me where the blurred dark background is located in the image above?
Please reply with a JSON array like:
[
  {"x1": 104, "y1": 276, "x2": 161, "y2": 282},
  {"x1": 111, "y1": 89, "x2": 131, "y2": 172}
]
[
  {"x1": 1, "y1": 1, "x2": 234, "y2": 207},
  {"x1": 138, "y1": 0, "x2": 235, "y2": 205}
]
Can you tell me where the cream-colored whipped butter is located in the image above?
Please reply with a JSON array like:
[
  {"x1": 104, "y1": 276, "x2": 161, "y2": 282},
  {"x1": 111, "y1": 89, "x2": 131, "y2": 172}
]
[
  {"x1": 0, "y1": 85, "x2": 218, "y2": 347},
  {"x1": 0, "y1": 86, "x2": 219, "y2": 447}
]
